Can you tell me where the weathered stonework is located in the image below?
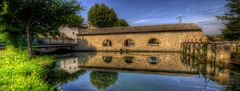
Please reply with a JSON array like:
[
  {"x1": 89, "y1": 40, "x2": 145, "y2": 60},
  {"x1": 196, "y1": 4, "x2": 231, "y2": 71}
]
[
  {"x1": 40, "y1": 23, "x2": 207, "y2": 52},
  {"x1": 59, "y1": 52, "x2": 196, "y2": 73},
  {"x1": 75, "y1": 24, "x2": 207, "y2": 52}
]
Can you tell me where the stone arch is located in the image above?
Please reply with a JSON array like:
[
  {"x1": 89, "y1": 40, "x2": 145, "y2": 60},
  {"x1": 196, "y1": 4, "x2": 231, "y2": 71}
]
[
  {"x1": 124, "y1": 39, "x2": 134, "y2": 47},
  {"x1": 147, "y1": 57, "x2": 159, "y2": 64},
  {"x1": 124, "y1": 56, "x2": 134, "y2": 64},
  {"x1": 148, "y1": 38, "x2": 159, "y2": 45},
  {"x1": 103, "y1": 56, "x2": 113, "y2": 63},
  {"x1": 103, "y1": 39, "x2": 112, "y2": 47}
]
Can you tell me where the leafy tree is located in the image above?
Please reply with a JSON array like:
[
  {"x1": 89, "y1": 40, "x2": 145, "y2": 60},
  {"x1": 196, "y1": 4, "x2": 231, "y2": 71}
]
[
  {"x1": 217, "y1": 0, "x2": 240, "y2": 40},
  {"x1": 0, "y1": 0, "x2": 7, "y2": 15},
  {"x1": 115, "y1": 19, "x2": 129, "y2": 27},
  {"x1": 88, "y1": 3, "x2": 118, "y2": 28},
  {"x1": 1, "y1": 0, "x2": 83, "y2": 57}
]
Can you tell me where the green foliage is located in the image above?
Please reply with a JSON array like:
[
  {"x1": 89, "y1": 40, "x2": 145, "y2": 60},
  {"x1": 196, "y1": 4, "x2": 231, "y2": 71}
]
[
  {"x1": 66, "y1": 15, "x2": 84, "y2": 28},
  {"x1": 115, "y1": 19, "x2": 129, "y2": 27},
  {"x1": 90, "y1": 71, "x2": 118, "y2": 90},
  {"x1": 207, "y1": 35, "x2": 224, "y2": 41},
  {"x1": 0, "y1": 0, "x2": 84, "y2": 51},
  {"x1": 0, "y1": 46, "x2": 55, "y2": 90},
  {"x1": 217, "y1": 0, "x2": 240, "y2": 40},
  {"x1": 0, "y1": 0, "x2": 8, "y2": 15},
  {"x1": 88, "y1": 3, "x2": 118, "y2": 28}
]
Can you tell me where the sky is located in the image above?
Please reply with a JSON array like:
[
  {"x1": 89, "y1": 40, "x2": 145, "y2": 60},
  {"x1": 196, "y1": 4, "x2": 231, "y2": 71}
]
[{"x1": 78, "y1": 0, "x2": 227, "y2": 35}]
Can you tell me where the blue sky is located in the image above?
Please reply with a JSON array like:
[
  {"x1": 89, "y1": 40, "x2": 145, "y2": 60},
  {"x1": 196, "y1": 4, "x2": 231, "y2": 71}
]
[{"x1": 78, "y1": 0, "x2": 227, "y2": 35}]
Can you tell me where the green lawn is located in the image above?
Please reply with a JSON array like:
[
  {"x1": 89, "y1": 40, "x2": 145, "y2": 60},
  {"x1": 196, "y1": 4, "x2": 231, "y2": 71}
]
[{"x1": 0, "y1": 46, "x2": 55, "y2": 90}]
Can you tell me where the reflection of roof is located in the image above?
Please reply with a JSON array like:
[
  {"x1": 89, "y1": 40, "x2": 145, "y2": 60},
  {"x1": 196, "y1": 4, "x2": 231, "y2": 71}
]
[{"x1": 77, "y1": 23, "x2": 201, "y2": 36}]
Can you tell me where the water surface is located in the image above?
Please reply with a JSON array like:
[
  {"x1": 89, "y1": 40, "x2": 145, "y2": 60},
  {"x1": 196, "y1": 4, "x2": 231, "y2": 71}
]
[{"x1": 51, "y1": 52, "x2": 240, "y2": 91}]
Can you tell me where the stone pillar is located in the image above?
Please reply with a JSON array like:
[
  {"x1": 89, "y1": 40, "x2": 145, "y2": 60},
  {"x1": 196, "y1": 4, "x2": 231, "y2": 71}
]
[
  {"x1": 192, "y1": 43, "x2": 196, "y2": 57},
  {"x1": 217, "y1": 44, "x2": 231, "y2": 64},
  {"x1": 207, "y1": 44, "x2": 213, "y2": 62},
  {"x1": 190, "y1": 43, "x2": 194, "y2": 56},
  {"x1": 195, "y1": 43, "x2": 200, "y2": 58},
  {"x1": 236, "y1": 43, "x2": 239, "y2": 52},
  {"x1": 186, "y1": 43, "x2": 189, "y2": 54}
]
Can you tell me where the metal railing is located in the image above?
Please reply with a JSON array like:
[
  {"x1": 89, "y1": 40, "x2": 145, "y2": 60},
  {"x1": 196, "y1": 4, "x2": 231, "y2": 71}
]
[{"x1": 35, "y1": 38, "x2": 76, "y2": 45}]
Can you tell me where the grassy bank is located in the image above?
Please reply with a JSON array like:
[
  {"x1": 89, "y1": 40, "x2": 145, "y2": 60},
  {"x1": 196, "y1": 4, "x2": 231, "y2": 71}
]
[{"x1": 0, "y1": 46, "x2": 55, "y2": 90}]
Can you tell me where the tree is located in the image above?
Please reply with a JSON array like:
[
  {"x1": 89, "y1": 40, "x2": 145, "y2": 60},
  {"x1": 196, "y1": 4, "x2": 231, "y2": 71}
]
[
  {"x1": 115, "y1": 19, "x2": 129, "y2": 27},
  {"x1": 217, "y1": 0, "x2": 240, "y2": 40},
  {"x1": 88, "y1": 3, "x2": 118, "y2": 28},
  {"x1": 1, "y1": 0, "x2": 83, "y2": 57}
]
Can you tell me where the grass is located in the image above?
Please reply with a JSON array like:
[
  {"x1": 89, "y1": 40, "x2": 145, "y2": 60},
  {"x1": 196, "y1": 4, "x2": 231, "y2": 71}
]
[{"x1": 0, "y1": 46, "x2": 55, "y2": 91}]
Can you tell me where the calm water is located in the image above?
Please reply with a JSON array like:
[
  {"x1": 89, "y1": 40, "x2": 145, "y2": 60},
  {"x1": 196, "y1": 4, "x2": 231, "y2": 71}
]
[{"x1": 50, "y1": 52, "x2": 240, "y2": 91}]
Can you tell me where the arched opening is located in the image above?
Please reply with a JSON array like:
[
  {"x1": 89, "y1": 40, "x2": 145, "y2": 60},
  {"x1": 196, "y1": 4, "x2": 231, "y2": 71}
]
[
  {"x1": 124, "y1": 56, "x2": 134, "y2": 64},
  {"x1": 103, "y1": 56, "x2": 112, "y2": 63},
  {"x1": 124, "y1": 39, "x2": 134, "y2": 47},
  {"x1": 103, "y1": 40, "x2": 112, "y2": 47},
  {"x1": 148, "y1": 38, "x2": 159, "y2": 45},
  {"x1": 148, "y1": 57, "x2": 159, "y2": 64}
]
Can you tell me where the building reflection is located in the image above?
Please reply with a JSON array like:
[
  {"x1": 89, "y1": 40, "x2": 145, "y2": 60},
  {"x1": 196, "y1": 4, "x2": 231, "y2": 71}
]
[
  {"x1": 58, "y1": 52, "x2": 196, "y2": 74},
  {"x1": 56, "y1": 52, "x2": 240, "y2": 90},
  {"x1": 181, "y1": 53, "x2": 240, "y2": 91}
]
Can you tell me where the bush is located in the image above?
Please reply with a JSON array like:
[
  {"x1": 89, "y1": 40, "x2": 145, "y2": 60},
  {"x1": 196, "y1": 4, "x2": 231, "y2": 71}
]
[{"x1": 0, "y1": 46, "x2": 55, "y2": 90}]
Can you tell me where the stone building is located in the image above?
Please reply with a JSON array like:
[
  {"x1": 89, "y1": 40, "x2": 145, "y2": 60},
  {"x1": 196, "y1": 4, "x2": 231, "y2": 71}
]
[{"x1": 76, "y1": 23, "x2": 207, "y2": 52}]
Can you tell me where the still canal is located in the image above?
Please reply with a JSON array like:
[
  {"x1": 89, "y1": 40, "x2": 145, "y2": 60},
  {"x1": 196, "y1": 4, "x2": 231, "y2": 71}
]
[{"x1": 48, "y1": 52, "x2": 240, "y2": 91}]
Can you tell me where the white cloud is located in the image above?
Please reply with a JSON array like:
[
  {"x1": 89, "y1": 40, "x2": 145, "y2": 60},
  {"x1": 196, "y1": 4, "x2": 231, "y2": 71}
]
[{"x1": 129, "y1": 16, "x2": 225, "y2": 35}]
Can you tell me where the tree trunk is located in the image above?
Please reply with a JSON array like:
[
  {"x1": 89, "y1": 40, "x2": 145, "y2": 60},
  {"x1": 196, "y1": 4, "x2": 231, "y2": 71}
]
[{"x1": 26, "y1": 26, "x2": 33, "y2": 58}]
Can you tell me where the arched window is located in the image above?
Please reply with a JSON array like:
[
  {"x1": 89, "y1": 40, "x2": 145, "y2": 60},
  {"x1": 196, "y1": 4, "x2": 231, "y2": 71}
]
[
  {"x1": 124, "y1": 56, "x2": 134, "y2": 64},
  {"x1": 124, "y1": 39, "x2": 134, "y2": 47},
  {"x1": 103, "y1": 56, "x2": 112, "y2": 63},
  {"x1": 148, "y1": 57, "x2": 159, "y2": 64},
  {"x1": 103, "y1": 40, "x2": 112, "y2": 47},
  {"x1": 148, "y1": 38, "x2": 159, "y2": 45}
]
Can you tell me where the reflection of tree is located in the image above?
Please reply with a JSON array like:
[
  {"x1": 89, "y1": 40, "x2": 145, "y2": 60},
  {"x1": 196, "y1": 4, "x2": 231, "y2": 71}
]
[
  {"x1": 90, "y1": 71, "x2": 118, "y2": 90},
  {"x1": 47, "y1": 69, "x2": 86, "y2": 85}
]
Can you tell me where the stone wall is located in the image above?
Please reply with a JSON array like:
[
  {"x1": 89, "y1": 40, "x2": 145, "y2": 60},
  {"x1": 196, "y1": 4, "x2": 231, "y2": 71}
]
[{"x1": 76, "y1": 31, "x2": 207, "y2": 51}]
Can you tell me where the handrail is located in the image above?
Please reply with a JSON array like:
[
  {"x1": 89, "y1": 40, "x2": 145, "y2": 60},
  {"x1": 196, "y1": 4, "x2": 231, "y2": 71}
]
[{"x1": 35, "y1": 38, "x2": 75, "y2": 45}]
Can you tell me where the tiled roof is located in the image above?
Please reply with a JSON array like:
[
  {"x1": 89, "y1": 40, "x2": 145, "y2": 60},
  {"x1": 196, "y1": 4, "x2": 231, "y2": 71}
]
[{"x1": 77, "y1": 23, "x2": 201, "y2": 36}]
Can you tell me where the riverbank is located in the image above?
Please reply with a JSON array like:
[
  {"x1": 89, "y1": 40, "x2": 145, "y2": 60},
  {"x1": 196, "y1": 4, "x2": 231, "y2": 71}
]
[{"x1": 0, "y1": 46, "x2": 56, "y2": 90}]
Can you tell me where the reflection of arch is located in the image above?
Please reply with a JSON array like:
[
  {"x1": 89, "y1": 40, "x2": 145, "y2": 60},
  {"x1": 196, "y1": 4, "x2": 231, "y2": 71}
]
[
  {"x1": 103, "y1": 56, "x2": 112, "y2": 63},
  {"x1": 103, "y1": 39, "x2": 112, "y2": 47},
  {"x1": 148, "y1": 38, "x2": 159, "y2": 45},
  {"x1": 148, "y1": 57, "x2": 159, "y2": 64},
  {"x1": 124, "y1": 56, "x2": 134, "y2": 64},
  {"x1": 124, "y1": 39, "x2": 134, "y2": 47},
  {"x1": 90, "y1": 71, "x2": 118, "y2": 90}
]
